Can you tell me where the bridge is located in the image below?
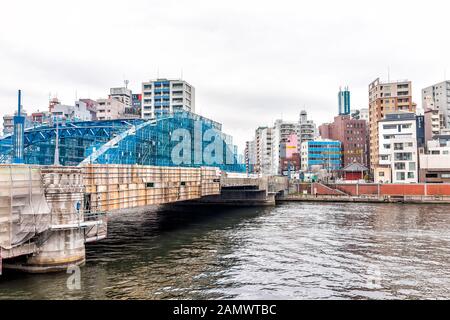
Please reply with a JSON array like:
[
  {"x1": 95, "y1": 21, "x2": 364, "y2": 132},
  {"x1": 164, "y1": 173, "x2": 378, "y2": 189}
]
[{"x1": 0, "y1": 111, "x2": 286, "y2": 273}]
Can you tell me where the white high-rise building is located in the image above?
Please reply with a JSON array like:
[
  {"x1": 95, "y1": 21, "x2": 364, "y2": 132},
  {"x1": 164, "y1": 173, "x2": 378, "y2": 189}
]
[
  {"x1": 422, "y1": 81, "x2": 450, "y2": 129},
  {"x1": 272, "y1": 119, "x2": 298, "y2": 175},
  {"x1": 255, "y1": 126, "x2": 274, "y2": 176},
  {"x1": 297, "y1": 110, "x2": 317, "y2": 160},
  {"x1": 141, "y1": 79, "x2": 195, "y2": 119},
  {"x1": 298, "y1": 110, "x2": 317, "y2": 144},
  {"x1": 376, "y1": 113, "x2": 418, "y2": 183}
]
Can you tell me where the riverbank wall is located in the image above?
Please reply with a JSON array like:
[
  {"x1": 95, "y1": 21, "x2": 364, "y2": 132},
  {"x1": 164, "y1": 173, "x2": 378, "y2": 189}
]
[{"x1": 281, "y1": 182, "x2": 450, "y2": 204}]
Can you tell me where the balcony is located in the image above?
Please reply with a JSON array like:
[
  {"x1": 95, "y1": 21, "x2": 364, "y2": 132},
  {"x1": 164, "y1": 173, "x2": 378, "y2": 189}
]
[
  {"x1": 154, "y1": 91, "x2": 170, "y2": 96},
  {"x1": 154, "y1": 94, "x2": 170, "y2": 100},
  {"x1": 154, "y1": 101, "x2": 170, "y2": 107}
]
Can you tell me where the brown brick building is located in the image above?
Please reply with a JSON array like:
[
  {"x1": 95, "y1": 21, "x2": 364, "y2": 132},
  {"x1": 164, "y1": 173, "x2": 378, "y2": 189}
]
[{"x1": 319, "y1": 115, "x2": 368, "y2": 167}]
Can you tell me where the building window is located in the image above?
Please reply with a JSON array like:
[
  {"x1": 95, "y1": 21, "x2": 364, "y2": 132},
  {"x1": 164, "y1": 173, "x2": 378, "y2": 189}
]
[
  {"x1": 396, "y1": 172, "x2": 406, "y2": 181},
  {"x1": 409, "y1": 162, "x2": 415, "y2": 170},
  {"x1": 395, "y1": 153, "x2": 412, "y2": 161},
  {"x1": 394, "y1": 143, "x2": 404, "y2": 150},
  {"x1": 379, "y1": 172, "x2": 385, "y2": 177},
  {"x1": 407, "y1": 172, "x2": 415, "y2": 179},
  {"x1": 395, "y1": 162, "x2": 406, "y2": 170}
]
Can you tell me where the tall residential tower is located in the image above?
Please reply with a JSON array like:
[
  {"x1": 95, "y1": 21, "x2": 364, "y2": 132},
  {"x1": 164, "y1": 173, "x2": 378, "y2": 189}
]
[
  {"x1": 338, "y1": 87, "x2": 351, "y2": 115},
  {"x1": 368, "y1": 78, "x2": 415, "y2": 171},
  {"x1": 422, "y1": 81, "x2": 450, "y2": 129}
]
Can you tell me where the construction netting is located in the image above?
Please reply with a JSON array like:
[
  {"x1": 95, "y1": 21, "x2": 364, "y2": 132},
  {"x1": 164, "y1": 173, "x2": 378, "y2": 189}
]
[
  {"x1": 0, "y1": 165, "x2": 51, "y2": 250},
  {"x1": 0, "y1": 112, "x2": 245, "y2": 172}
]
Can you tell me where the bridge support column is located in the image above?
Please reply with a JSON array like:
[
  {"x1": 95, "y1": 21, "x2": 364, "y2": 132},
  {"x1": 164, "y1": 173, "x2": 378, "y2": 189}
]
[
  {"x1": 18, "y1": 167, "x2": 86, "y2": 273},
  {"x1": 23, "y1": 229, "x2": 86, "y2": 273}
]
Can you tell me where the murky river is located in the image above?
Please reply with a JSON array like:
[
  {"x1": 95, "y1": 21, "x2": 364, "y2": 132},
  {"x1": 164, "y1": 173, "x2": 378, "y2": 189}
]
[{"x1": 1, "y1": 202, "x2": 450, "y2": 299}]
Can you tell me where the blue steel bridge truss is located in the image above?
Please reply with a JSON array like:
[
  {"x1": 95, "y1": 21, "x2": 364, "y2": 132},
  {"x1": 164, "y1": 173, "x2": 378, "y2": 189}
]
[{"x1": 0, "y1": 112, "x2": 245, "y2": 172}]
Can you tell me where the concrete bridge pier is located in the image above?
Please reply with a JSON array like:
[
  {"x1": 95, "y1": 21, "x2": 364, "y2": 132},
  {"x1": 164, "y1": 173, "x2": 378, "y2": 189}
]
[
  {"x1": 26, "y1": 167, "x2": 86, "y2": 272},
  {"x1": 23, "y1": 229, "x2": 86, "y2": 273},
  {"x1": 6, "y1": 167, "x2": 87, "y2": 273}
]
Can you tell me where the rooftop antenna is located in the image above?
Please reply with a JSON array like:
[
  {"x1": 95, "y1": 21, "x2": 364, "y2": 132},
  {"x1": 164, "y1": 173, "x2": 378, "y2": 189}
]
[
  {"x1": 124, "y1": 79, "x2": 129, "y2": 89},
  {"x1": 181, "y1": 68, "x2": 184, "y2": 80},
  {"x1": 387, "y1": 66, "x2": 390, "y2": 82}
]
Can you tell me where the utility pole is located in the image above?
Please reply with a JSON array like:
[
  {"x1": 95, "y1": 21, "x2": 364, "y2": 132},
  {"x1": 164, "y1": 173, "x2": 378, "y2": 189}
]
[
  {"x1": 54, "y1": 117, "x2": 60, "y2": 166},
  {"x1": 13, "y1": 90, "x2": 25, "y2": 164}
]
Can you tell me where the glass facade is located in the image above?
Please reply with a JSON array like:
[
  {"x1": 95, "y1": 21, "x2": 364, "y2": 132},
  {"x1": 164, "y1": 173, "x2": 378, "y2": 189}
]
[
  {"x1": 306, "y1": 140, "x2": 342, "y2": 171},
  {"x1": 338, "y1": 88, "x2": 351, "y2": 115}
]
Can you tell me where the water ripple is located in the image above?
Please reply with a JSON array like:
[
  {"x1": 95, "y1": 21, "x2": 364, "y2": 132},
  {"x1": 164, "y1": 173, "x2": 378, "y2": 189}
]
[{"x1": 1, "y1": 202, "x2": 450, "y2": 299}]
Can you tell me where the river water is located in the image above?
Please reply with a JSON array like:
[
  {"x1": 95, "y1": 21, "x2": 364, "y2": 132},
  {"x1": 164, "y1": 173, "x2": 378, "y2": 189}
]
[{"x1": 1, "y1": 202, "x2": 450, "y2": 300}]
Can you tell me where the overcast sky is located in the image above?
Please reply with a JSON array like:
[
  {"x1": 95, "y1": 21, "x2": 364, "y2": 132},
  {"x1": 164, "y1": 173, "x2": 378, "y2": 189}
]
[{"x1": 1, "y1": 0, "x2": 449, "y2": 150}]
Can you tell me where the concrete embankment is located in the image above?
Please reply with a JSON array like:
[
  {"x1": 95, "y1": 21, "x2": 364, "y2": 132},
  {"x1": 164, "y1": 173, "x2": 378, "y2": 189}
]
[{"x1": 278, "y1": 194, "x2": 450, "y2": 204}]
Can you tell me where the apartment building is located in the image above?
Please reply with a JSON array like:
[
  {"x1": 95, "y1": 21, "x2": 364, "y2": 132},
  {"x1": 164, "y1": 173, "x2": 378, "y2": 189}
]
[
  {"x1": 141, "y1": 79, "x2": 195, "y2": 119},
  {"x1": 368, "y1": 78, "x2": 416, "y2": 171},
  {"x1": 244, "y1": 140, "x2": 257, "y2": 174},
  {"x1": 424, "y1": 109, "x2": 444, "y2": 145},
  {"x1": 51, "y1": 101, "x2": 92, "y2": 122},
  {"x1": 272, "y1": 119, "x2": 298, "y2": 175},
  {"x1": 110, "y1": 87, "x2": 132, "y2": 106},
  {"x1": 31, "y1": 111, "x2": 51, "y2": 125},
  {"x1": 298, "y1": 110, "x2": 317, "y2": 148},
  {"x1": 96, "y1": 98, "x2": 127, "y2": 120},
  {"x1": 419, "y1": 138, "x2": 450, "y2": 183},
  {"x1": 2, "y1": 114, "x2": 14, "y2": 135},
  {"x1": 279, "y1": 133, "x2": 300, "y2": 176},
  {"x1": 422, "y1": 81, "x2": 450, "y2": 129},
  {"x1": 359, "y1": 108, "x2": 369, "y2": 122},
  {"x1": 300, "y1": 139, "x2": 342, "y2": 172},
  {"x1": 376, "y1": 113, "x2": 418, "y2": 183},
  {"x1": 254, "y1": 127, "x2": 274, "y2": 175},
  {"x1": 319, "y1": 115, "x2": 368, "y2": 167},
  {"x1": 79, "y1": 99, "x2": 99, "y2": 120}
]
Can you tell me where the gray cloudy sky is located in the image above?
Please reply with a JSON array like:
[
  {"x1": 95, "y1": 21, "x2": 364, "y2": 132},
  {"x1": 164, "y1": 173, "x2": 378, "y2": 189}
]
[{"x1": 1, "y1": 0, "x2": 449, "y2": 150}]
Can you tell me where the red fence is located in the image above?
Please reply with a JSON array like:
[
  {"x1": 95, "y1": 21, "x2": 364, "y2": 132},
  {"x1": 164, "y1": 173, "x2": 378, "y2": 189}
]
[{"x1": 310, "y1": 183, "x2": 450, "y2": 196}]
